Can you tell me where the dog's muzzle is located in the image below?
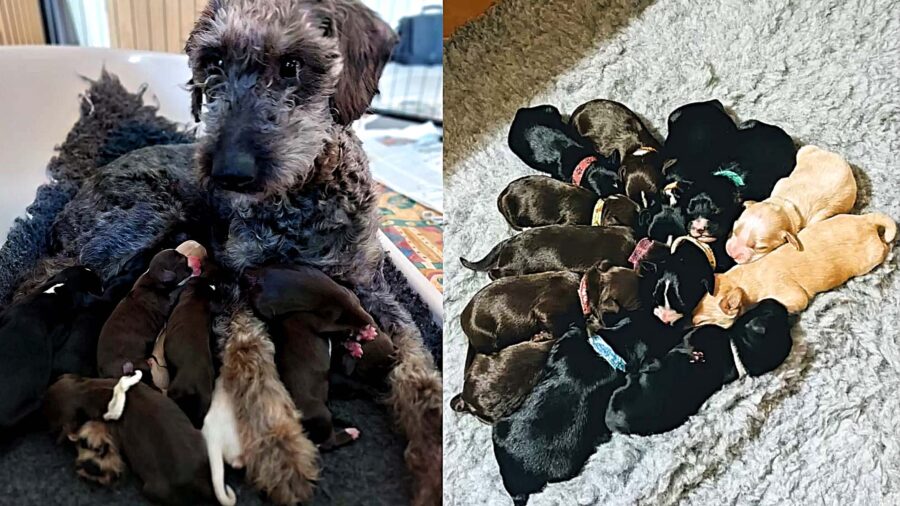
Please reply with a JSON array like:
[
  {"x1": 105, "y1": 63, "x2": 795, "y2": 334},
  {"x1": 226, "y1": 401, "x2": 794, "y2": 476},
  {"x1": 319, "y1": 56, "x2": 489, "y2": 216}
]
[{"x1": 212, "y1": 146, "x2": 258, "y2": 191}]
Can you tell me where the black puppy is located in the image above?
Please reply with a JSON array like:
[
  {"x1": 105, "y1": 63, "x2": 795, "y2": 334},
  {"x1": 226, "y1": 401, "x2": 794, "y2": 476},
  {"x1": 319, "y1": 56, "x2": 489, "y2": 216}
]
[
  {"x1": 643, "y1": 237, "x2": 716, "y2": 326},
  {"x1": 663, "y1": 99, "x2": 738, "y2": 182},
  {"x1": 726, "y1": 119, "x2": 797, "y2": 201},
  {"x1": 638, "y1": 203, "x2": 688, "y2": 245},
  {"x1": 0, "y1": 267, "x2": 101, "y2": 428},
  {"x1": 606, "y1": 299, "x2": 792, "y2": 435},
  {"x1": 492, "y1": 317, "x2": 681, "y2": 506},
  {"x1": 680, "y1": 174, "x2": 741, "y2": 271},
  {"x1": 507, "y1": 105, "x2": 621, "y2": 197},
  {"x1": 460, "y1": 225, "x2": 636, "y2": 279},
  {"x1": 497, "y1": 176, "x2": 599, "y2": 229}
]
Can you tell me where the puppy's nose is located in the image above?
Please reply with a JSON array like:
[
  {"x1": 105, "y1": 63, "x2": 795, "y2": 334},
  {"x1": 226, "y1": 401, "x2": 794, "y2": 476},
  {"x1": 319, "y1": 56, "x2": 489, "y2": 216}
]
[{"x1": 211, "y1": 148, "x2": 258, "y2": 190}]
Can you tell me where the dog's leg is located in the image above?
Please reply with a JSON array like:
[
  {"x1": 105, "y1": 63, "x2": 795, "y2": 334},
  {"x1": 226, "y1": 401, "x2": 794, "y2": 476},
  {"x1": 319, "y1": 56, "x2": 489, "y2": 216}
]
[{"x1": 357, "y1": 279, "x2": 442, "y2": 506}]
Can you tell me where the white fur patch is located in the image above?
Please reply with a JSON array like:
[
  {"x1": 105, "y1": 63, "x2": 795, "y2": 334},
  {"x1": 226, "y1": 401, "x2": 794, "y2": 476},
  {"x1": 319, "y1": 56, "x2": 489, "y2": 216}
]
[
  {"x1": 43, "y1": 283, "x2": 65, "y2": 294},
  {"x1": 633, "y1": 148, "x2": 651, "y2": 156},
  {"x1": 103, "y1": 371, "x2": 142, "y2": 421}
]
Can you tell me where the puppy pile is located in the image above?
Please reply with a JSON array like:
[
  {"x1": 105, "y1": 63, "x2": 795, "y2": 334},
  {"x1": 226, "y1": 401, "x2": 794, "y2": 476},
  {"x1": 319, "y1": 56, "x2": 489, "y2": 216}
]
[
  {"x1": 452, "y1": 99, "x2": 896, "y2": 505},
  {"x1": 0, "y1": 240, "x2": 392, "y2": 505}
]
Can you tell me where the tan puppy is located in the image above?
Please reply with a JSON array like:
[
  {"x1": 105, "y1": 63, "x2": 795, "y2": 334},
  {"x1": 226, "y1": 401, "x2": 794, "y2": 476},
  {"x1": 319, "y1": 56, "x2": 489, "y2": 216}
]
[
  {"x1": 726, "y1": 145, "x2": 857, "y2": 263},
  {"x1": 694, "y1": 213, "x2": 895, "y2": 328}
]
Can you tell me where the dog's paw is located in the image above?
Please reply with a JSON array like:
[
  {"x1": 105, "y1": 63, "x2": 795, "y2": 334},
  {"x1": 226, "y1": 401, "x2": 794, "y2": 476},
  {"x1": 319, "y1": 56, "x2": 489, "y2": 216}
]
[
  {"x1": 356, "y1": 324, "x2": 377, "y2": 342},
  {"x1": 343, "y1": 340, "x2": 363, "y2": 359}
]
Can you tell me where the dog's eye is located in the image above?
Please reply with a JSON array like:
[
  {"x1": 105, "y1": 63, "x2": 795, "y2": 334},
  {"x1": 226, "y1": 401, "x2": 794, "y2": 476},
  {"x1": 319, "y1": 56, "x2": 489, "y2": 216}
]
[
  {"x1": 201, "y1": 56, "x2": 224, "y2": 74},
  {"x1": 279, "y1": 58, "x2": 303, "y2": 78}
]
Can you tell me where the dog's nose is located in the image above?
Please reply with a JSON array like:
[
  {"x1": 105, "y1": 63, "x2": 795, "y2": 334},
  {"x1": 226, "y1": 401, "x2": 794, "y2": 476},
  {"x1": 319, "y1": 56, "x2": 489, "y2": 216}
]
[{"x1": 211, "y1": 148, "x2": 258, "y2": 190}]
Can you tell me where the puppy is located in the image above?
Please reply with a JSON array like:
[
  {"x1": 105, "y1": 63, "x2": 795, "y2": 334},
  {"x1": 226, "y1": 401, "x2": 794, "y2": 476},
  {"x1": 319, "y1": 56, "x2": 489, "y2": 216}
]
[
  {"x1": 497, "y1": 176, "x2": 599, "y2": 229},
  {"x1": 619, "y1": 147, "x2": 664, "y2": 209},
  {"x1": 165, "y1": 278, "x2": 216, "y2": 428},
  {"x1": 727, "y1": 119, "x2": 797, "y2": 201},
  {"x1": 460, "y1": 225, "x2": 636, "y2": 279},
  {"x1": 0, "y1": 266, "x2": 101, "y2": 428},
  {"x1": 507, "y1": 104, "x2": 621, "y2": 197},
  {"x1": 606, "y1": 299, "x2": 792, "y2": 435},
  {"x1": 69, "y1": 421, "x2": 126, "y2": 486},
  {"x1": 203, "y1": 377, "x2": 243, "y2": 506},
  {"x1": 726, "y1": 145, "x2": 857, "y2": 264},
  {"x1": 644, "y1": 236, "x2": 716, "y2": 325},
  {"x1": 599, "y1": 194, "x2": 641, "y2": 229},
  {"x1": 695, "y1": 213, "x2": 895, "y2": 327},
  {"x1": 450, "y1": 339, "x2": 554, "y2": 424},
  {"x1": 461, "y1": 264, "x2": 641, "y2": 353},
  {"x1": 663, "y1": 99, "x2": 738, "y2": 182},
  {"x1": 637, "y1": 203, "x2": 688, "y2": 245},
  {"x1": 681, "y1": 174, "x2": 742, "y2": 271},
  {"x1": 492, "y1": 318, "x2": 681, "y2": 506},
  {"x1": 96, "y1": 249, "x2": 193, "y2": 380},
  {"x1": 568, "y1": 98, "x2": 663, "y2": 159},
  {"x1": 44, "y1": 375, "x2": 218, "y2": 504}
]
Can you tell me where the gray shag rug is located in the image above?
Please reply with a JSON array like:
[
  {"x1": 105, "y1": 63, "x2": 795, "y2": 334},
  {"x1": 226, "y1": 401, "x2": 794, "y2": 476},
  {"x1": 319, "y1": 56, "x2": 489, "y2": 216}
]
[
  {"x1": 0, "y1": 73, "x2": 440, "y2": 505},
  {"x1": 443, "y1": 0, "x2": 900, "y2": 504}
]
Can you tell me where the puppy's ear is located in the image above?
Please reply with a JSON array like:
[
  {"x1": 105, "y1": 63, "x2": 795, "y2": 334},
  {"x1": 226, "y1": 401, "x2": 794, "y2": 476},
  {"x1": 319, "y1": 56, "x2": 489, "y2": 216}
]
[
  {"x1": 189, "y1": 79, "x2": 203, "y2": 123},
  {"x1": 743, "y1": 200, "x2": 758, "y2": 209},
  {"x1": 331, "y1": 0, "x2": 399, "y2": 125},
  {"x1": 783, "y1": 231, "x2": 803, "y2": 251},
  {"x1": 701, "y1": 271, "x2": 716, "y2": 295},
  {"x1": 719, "y1": 288, "x2": 744, "y2": 316}
]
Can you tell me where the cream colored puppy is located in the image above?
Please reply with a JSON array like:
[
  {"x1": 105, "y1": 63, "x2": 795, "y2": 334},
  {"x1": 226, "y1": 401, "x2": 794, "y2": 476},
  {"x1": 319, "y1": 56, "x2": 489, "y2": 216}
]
[
  {"x1": 726, "y1": 145, "x2": 856, "y2": 263},
  {"x1": 694, "y1": 213, "x2": 895, "y2": 328},
  {"x1": 202, "y1": 377, "x2": 242, "y2": 506}
]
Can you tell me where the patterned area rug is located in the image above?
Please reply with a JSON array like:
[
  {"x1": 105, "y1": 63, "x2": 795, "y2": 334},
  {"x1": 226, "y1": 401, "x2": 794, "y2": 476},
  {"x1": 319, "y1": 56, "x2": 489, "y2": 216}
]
[{"x1": 376, "y1": 182, "x2": 444, "y2": 294}]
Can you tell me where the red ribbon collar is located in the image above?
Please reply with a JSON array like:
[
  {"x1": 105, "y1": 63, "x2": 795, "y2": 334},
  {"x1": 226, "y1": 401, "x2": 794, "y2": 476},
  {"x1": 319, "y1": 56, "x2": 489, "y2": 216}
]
[
  {"x1": 628, "y1": 237, "x2": 655, "y2": 269},
  {"x1": 578, "y1": 273, "x2": 591, "y2": 316},
  {"x1": 571, "y1": 156, "x2": 597, "y2": 187}
]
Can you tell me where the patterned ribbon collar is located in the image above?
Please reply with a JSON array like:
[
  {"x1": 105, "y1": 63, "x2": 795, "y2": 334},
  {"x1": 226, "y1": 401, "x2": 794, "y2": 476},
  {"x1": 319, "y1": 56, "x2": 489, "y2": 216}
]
[
  {"x1": 671, "y1": 235, "x2": 717, "y2": 270},
  {"x1": 571, "y1": 156, "x2": 597, "y2": 186},
  {"x1": 730, "y1": 339, "x2": 748, "y2": 378},
  {"x1": 578, "y1": 273, "x2": 591, "y2": 316},
  {"x1": 590, "y1": 199, "x2": 605, "y2": 226},
  {"x1": 588, "y1": 334, "x2": 627, "y2": 372},
  {"x1": 628, "y1": 237, "x2": 656, "y2": 269}
]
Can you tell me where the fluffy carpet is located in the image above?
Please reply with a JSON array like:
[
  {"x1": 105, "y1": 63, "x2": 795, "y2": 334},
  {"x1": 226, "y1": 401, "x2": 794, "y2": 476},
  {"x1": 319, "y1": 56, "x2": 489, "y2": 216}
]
[
  {"x1": 443, "y1": 0, "x2": 900, "y2": 504},
  {"x1": 0, "y1": 73, "x2": 440, "y2": 505}
]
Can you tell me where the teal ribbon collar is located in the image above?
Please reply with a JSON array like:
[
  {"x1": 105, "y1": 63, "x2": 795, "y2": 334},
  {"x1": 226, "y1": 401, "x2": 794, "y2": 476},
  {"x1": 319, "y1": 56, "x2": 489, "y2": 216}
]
[
  {"x1": 588, "y1": 334, "x2": 627, "y2": 372},
  {"x1": 713, "y1": 169, "x2": 745, "y2": 188}
]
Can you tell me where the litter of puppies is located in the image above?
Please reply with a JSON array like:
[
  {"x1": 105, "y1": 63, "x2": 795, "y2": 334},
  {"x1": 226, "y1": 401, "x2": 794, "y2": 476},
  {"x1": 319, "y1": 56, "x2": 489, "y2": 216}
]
[{"x1": 454, "y1": 98, "x2": 895, "y2": 505}]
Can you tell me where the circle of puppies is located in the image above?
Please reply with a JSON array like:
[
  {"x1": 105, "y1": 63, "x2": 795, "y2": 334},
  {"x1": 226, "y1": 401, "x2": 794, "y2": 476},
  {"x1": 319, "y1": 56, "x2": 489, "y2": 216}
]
[
  {"x1": 452, "y1": 99, "x2": 895, "y2": 505},
  {"x1": 0, "y1": 240, "x2": 396, "y2": 505}
]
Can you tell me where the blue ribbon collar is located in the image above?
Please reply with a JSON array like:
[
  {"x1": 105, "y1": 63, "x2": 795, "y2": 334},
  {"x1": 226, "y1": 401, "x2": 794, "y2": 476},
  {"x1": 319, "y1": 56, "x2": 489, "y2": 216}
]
[{"x1": 588, "y1": 334, "x2": 627, "y2": 372}]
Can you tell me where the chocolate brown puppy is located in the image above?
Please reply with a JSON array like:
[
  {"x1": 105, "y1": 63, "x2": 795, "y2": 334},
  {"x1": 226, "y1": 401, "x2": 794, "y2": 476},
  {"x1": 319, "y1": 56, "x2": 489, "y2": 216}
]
[
  {"x1": 45, "y1": 375, "x2": 217, "y2": 504},
  {"x1": 498, "y1": 176, "x2": 599, "y2": 230},
  {"x1": 461, "y1": 263, "x2": 641, "y2": 354},
  {"x1": 96, "y1": 249, "x2": 193, "y2": 380},
  {"x1": 619, "y1": 147, "x2": 664, "y2": 210},
  {"x1": 599, "y1": 194, "x2": 641, "y2": 229},
  {"x1": 460, "y1": 225, "x2": 636, "y2": 279},
  {"x1": 569, "y1": 99, "x2": 662, "y2": 159},
  {"x1": 165, "y1": 278, "x2": 216, "y2": 428},
  {"x1": 450, "y1": 339, "x2": 554, "y2": 424}
]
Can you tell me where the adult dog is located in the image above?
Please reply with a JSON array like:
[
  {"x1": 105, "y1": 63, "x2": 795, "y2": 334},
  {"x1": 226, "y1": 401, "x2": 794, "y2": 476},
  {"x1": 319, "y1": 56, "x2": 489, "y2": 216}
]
[{"x1": 40, "y1": 1, "x2": 441, "y2": 503}]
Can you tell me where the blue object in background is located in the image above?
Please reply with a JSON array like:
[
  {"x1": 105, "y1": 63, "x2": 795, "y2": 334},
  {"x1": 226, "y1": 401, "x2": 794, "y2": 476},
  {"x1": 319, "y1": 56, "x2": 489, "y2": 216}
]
[{"x1": 392, "y1": 5, "x2": 443, "y2": 65}]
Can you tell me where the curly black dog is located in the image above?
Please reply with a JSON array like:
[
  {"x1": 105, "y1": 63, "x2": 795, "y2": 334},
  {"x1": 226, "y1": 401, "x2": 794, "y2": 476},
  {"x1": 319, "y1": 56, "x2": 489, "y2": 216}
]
[
  {"x1": 507, "y1": 104, "x2": 621, "y2": 197},
  {"x1": 605, "y1": 299, "x2": 793, "y2": 435}
]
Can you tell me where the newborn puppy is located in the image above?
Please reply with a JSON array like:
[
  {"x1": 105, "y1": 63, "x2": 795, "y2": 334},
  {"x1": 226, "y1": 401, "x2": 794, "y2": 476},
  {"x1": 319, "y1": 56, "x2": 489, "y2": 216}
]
[
  {"x1": 568, "y1": 99, "x2": 663, "y2": 159},
  {"x1": 619, "y1": 147, "x2": 664, "y2": 209},
  {"x1": 663, "y1": 100, "x2": 738, "y2": 182},
  {"x1": 694, "y1": 213, "x2": 895, "y2": 327},
  {"x1": 606, "y1": 299, "x2": 792, "y2": 435},
  {"x1": 460, "y1": 225, "x2": 636, "y2": 279},
  {"x1": 96, "y1": 249, "x2": 192, "y2": 380},
  {"x1": 492, "y1": 319, "x2": 680, "y2": 506},
  {"x1": 450, "y1": 338, "x2": 555, "y2": 424},
  {"x1": 165, "y1": 278, "x2": 216, "y2": 428},
  {"x1": 45, "y1": 375, "x2": 217, "y2": 504},
  {"x1": 507, "y1": 104, "x2": 621, "y2": 197},
  {"x1": 599, "y1": 194, "x2": 641, "y2": 229},
  {"x1": 637, "y1": 203, "x2": 688, "y2": 245},
  {"x1": 727, "y1": 119, "x2": 797, "y2": 201},
  {"x1": 461, "y1": 263, "x2": 641, "y2": 353},
  {"x1": 497, "y1": 175, "x2": 599, "y2": 229},
  {"x1": 69, "y1": 421, "x2": 125, "y2": 486},
  {"x1": 727, "y1": 145, "x2": 857, "y2": 264},
  {"x1": 0, "y1": 267, "x2": 101, "y2": 428},
  {"x1": 644, "y1": 236, "x2": 716, "y2": 325}
]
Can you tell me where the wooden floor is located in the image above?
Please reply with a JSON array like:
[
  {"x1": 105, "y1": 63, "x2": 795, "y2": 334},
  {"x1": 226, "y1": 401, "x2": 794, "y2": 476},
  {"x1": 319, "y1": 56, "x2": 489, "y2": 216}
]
[{"x1": 444, "y1": 0, "x2": 495, "y2": 38}]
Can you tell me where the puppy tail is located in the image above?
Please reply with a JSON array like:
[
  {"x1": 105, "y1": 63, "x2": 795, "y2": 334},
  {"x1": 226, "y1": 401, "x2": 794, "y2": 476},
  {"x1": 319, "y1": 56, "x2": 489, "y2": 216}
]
[
  {"x1": 870, "y1": 213, "x2": 897, "y2": 244},
  {"x1": 207, "y1": 440, "x2": 236, "y2": 506},
  {"x1": 460, "y1": 238, "x2": 508, "y2": 272}
]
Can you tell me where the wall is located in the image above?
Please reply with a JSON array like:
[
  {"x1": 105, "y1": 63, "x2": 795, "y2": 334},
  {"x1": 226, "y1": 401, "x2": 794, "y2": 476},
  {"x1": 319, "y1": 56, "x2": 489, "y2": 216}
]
[{"x1": 0, "y1": 0, "x2": 46, "y2": 45}]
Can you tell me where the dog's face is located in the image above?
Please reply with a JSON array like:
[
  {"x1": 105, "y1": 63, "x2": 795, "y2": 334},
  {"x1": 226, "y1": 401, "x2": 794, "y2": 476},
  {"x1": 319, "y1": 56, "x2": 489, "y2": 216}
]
[
  {"x1": 38, "y1": 266, "x2": 102, "y2": 306},
  {"x1": 599, "y1": 194, "x2": 640, "y2": 228},
  {"x1": 620, "y1": 149, "x2": 662, "y2": 208},
  {"x1": 691, "y1": 285, "x2": 747, "y2": 328},
  {"x1": 684, "y1": 178, "x2": 741, "y2": 243},
  {"x1": 726, "y1": 201, "x2": 801, "y2": 263},
  {"x1": 69, "y1": 421, "x2": 124, "y2": 486},
  {"x1": 186, "y1": 0, "x2": 397, "y2": 198},
  {"x1": 582, "y1": 164, "x2": 621, "y2": 197},
  {"x1": 585, "y1": 262, "x2": 641, "y2": 328},
  {"x1": 645, "y1": 243, "x2": 715, "y2": 325},
  {"x1": 146, "y1": 250, "x2": 193, "y2": 288}
]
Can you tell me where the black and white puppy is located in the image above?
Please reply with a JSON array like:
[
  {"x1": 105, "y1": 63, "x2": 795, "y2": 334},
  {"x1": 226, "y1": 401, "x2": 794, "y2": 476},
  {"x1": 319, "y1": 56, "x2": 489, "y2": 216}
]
[
  {"x1": 507, "y1": 104, "x2": 621, "y2": 197},
  {"x1": 605, "y1": 299, "x2": 792, "y2": 435},
  {"x1": 637, "y1": 203, "x2": 688, "y2": 245},
  {"x1": 662, "y1": 100, "x2": 738, "y2": 182},
  {"x1": 492, "y1": 317, "x2": 681, "y2": 506},
  {"x1": 643, "y1": 237, "x2": 716, "y2": 326},
  {"x1": 681, "y1": 174, "x2": 742, "y2": 271},
  {"x1": 0, "y1": 267, "x2": 102, "y2": 428}
]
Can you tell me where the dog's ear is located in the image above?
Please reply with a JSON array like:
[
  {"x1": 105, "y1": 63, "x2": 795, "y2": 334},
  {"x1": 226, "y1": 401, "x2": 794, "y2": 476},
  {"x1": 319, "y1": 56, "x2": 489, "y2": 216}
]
[
  {"x1": 743, "y1": 200, "x2": 758, "y2": 209},
  {"x1": 188, "y1": 79, "x2": 203, "y2": 123},
  {"x1": 783, "y1": 230, "x2": 803, "y2": 251},
  {"x1": 719, "y1": 288, "x2": 744, "y2": 316},
  {"x1": 331, "y1": 0, "x2": 399, "y2": 125},
  {"x1": 701, "y1": 271, "x2": 716, "y2": 295}
]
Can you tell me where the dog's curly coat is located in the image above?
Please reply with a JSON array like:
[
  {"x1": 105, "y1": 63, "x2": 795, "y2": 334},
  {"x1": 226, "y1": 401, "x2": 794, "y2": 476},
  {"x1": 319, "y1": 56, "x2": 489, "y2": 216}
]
[{"x1": 33, "y1": 0, "x2": 442, "y2": 503}]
